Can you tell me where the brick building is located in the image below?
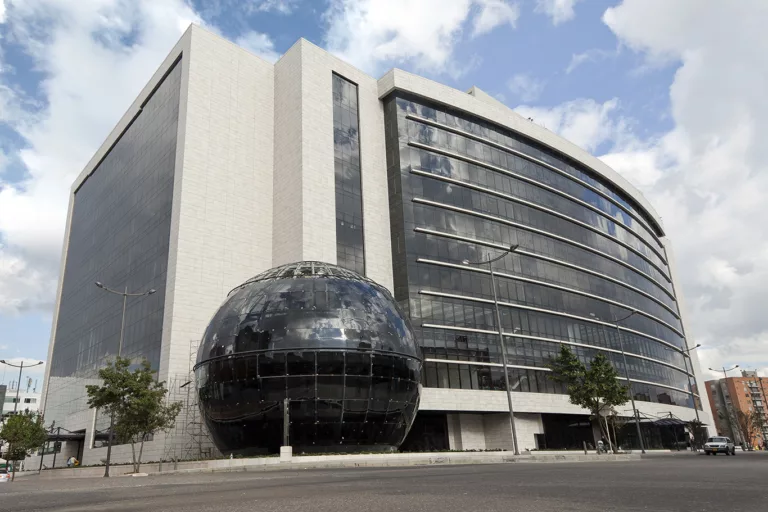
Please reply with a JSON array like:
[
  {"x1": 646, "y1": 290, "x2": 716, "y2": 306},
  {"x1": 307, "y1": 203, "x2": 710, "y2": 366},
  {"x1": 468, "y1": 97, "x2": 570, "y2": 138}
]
[{"x1": 705, "y1": 371, "x2": 768, "y2": 448}]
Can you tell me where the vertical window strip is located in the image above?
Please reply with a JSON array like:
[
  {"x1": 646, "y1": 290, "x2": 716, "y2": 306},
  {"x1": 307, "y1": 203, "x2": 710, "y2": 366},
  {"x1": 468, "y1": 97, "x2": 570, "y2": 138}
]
[{"x1": 333, "y1": 73, "x2": 365, "y2": 274}]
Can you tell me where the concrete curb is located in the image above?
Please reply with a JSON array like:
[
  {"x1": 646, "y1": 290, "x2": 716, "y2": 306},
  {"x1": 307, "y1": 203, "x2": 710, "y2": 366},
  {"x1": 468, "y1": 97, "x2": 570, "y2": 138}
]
[{"x1": 20, "y1": 452, "x2": 641, "y2": 479}]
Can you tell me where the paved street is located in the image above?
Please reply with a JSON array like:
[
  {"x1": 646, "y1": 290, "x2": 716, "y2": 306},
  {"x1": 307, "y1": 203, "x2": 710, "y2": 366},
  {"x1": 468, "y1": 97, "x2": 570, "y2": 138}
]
[{"x1": 1, "y1": 452, "x2": 766, "y2": 512}]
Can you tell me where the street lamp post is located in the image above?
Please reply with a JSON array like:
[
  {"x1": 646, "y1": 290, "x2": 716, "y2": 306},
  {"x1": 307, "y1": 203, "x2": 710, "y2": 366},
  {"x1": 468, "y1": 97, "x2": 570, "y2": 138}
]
[
  {"x1": 0, "y1": 360, "x2": 44, "y2": 414},
  {"x1": 94, "y1": 282, "x2": 155, "y2": 478},
  {"x1": 462, "y1": 244, "x2": 520, "y2": 455},
  {"x1": 591, "y1": 311, "x2": 646, "y2": 454}
]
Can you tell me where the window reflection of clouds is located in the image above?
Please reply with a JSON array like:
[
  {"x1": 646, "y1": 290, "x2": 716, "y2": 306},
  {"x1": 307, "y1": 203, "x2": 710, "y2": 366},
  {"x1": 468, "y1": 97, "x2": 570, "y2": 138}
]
[{"x1": 385, "y1": 94, "x2": 698, "y2": 410}]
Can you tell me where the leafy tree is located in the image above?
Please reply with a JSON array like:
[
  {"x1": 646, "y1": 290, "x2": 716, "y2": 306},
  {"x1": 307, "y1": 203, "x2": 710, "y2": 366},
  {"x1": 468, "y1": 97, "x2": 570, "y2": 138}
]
[
  {"x1": 549, "y1": 346, "x2": 629, "y2": 453},
  {"x1": 0, "y1": 412, "x2": 47, "y2": 481},
  {"x1": 734, "y1": 410, "x2": 764, "y2": 450},
  {"x1": 686, "y1": 419, "x2": 708, "y2": 450},
  {"x1": 86, "y1": 357, "x2": 182, "y2": 473}
]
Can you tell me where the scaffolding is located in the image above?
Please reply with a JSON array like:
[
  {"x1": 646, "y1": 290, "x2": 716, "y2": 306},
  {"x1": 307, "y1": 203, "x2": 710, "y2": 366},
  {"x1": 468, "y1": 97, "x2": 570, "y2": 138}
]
[{"x1": 162, "y1": 340, "x2": 217, "y2": 462}]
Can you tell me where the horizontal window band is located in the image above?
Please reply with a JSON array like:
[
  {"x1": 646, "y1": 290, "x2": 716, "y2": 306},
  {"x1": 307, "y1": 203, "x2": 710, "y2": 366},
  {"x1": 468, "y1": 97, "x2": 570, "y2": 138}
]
[
  {"x1": 416, "y1": 256, "x2": 683, "y2": 334},
  {"x1": 412, "y1": 196, "x2": 673, "y2": 291},
  {"x1": 425, "y1": 358, "x2": 548, "y2": 372},
  {"x1": 419, "y1": 289, "x2": 683, "y2": 352},
  {"x1": 411, "y1": 167, "x2": 668, "y2": 269},
  {"x1": 407, "y1": 148, "x2": 670, "y2": 282},
  {"x1": 195, "y1": 347, "x2": 423, "y2": 370},
  {"x1": 422, "y1": 356, "x2": 696, "y2": 397},
  {"x1": 420, "y1": 322, "x2": 690, "y2": 377},
  {"x1": 405, "y1": 113, "x2": 662, "y2": 244},
  {"x1": 413, "y1": 227, "x2": 679, "y2": 308}
]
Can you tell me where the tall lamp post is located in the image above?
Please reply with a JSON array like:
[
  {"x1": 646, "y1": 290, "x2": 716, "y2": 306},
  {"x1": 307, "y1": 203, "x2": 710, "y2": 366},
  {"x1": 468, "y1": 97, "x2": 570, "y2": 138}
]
[
  {"x1": 590, "y1": 310, "x2": 645, "y2": 454},
  {"x1": 94, "y1": 282, "x2": 155, "y2": 478},
  {"x1": 461, "y1": 244, "x2": 520, "y2": 455},
  {"x1": 0, "y1": 360, "x2": 44, "y2": 413}
]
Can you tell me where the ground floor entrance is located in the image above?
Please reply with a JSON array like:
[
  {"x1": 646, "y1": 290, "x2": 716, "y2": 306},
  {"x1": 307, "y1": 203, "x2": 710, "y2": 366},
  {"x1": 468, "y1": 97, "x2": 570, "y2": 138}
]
[{"x1": 400, "y1": 412, "x2": 697, "y2": 452}]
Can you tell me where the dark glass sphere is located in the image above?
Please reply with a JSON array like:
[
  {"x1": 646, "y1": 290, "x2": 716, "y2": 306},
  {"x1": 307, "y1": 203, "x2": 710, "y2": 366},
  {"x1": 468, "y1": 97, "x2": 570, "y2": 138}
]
[{"x1": 195, "y1": 261, "x2": 422, "y2": 455}]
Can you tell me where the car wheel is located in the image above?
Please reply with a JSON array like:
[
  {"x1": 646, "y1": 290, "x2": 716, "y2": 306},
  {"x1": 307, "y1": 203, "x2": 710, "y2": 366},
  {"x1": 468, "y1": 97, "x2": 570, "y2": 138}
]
[
  {"x1": 725, "y1": 450, "x2": 730, "y2": 456},
  {"x1": 706, "y1": 452, "x2": 711, "y2": 456},
  {"x1": 732, "y1": 448, "x2": 736, "y2": 455}
]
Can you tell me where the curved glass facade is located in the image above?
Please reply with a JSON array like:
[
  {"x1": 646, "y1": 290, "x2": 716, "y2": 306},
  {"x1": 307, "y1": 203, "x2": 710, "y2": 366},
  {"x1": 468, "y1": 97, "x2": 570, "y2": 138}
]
[
  {"x1": 195, "y1": 262, "x2": 422, "y2": 455},
  {"x1": 384, "y1": 93, "x2": 697, "y2": 410}
]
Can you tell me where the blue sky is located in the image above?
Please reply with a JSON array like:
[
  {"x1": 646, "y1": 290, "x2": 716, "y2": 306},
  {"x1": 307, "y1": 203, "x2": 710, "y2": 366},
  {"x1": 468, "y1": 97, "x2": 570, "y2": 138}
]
[{"x1": 0, "y1": 0, "x2": 766, "y2": 385}]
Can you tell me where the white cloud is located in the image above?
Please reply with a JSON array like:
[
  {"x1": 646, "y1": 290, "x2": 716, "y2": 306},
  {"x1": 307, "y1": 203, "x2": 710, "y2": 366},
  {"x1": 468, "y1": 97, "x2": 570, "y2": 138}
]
[
  {"x1": 0, "y1": 1, "x2": 6, "y2": 24},
  {"x1": 565, "y1": 47, "x2": 617, "y2": 74},
  {"x1": 472, "y1": 0, "x2": 520, "y2": 37},
  {"x1": 0, "y1": 0, "x2": 207, "y2": 314},
  {"x1": 249, "y1": 0, "x2": 299, "y2": 14},
  {"x1": 506, "y1": 72, "x2": 545, "y2": 102},
  {"x1": 324, "y1": 0, "x2": 516, "y2": 76},
  {"x1": 597, "y1": 0, "x2": 768, "y2": 378},
  {"x1": 514, "y1": 98, "x2": 628, "y2": 152},
  {"x1": 235, "y1": 31, "x2": 281, "y2": 62},
  {"x1": 535, "y1": 0, "x2": 582, "y2": 25}
]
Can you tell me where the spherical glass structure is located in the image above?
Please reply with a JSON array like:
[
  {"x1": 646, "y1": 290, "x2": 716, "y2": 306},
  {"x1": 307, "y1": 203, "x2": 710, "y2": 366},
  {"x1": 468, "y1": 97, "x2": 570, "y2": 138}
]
[{"x1": 195, "y1": 261, "x2": 422, "y2": 455}]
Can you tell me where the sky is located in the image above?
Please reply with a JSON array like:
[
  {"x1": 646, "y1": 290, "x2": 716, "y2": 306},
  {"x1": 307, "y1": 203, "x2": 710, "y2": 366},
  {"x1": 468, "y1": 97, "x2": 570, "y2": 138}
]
[{"x1": 0, "y1": 0, "x2": 766, "y2": 389}]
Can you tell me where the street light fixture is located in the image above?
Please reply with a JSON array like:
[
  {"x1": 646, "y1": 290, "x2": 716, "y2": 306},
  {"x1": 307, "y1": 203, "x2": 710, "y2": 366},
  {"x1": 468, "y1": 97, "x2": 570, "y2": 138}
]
[
  {"x1": 709, "y1": 365, "x2": 739, "y2": 380},
  {"x1": 461, "y1": 244, "x2": 520, "y2": 455},
  {"x1": 590, "y1": 310, "x2": 646, "y2": 454},
  {"x1": 93, "y1": 281, "x2": 156, "y2": 478},
  {"x1": 0, "y1": 360, "x2": 44, "y2": 414}
]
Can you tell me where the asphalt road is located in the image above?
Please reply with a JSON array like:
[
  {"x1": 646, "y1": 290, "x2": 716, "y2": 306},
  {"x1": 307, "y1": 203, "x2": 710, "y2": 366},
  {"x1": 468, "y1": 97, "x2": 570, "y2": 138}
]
[{"x1": 2, "y1": 452, "x2": 766, "y2": 512}]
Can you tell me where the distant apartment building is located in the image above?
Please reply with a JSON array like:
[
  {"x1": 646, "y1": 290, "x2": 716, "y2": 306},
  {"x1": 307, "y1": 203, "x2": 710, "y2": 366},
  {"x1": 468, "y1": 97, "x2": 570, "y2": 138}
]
[
  {"x1": 1, "y1": 385, "x2": 42, "y2": 419},
  {"x1": 705, "y1": 371, "x2": 768, "y2": 448}
]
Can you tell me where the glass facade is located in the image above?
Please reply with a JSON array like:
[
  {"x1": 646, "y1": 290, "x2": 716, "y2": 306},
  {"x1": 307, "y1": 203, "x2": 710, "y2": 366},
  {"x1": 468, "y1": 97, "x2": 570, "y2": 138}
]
[
  {"x1": 333, "y1": 73, "x2": 366, "y2": 274},
  {"x1": 45, "y1": 60, "x2": 182, "y2": 426},
  {"x1": 384, "y1": 93, "x2": 697, "y2": 409},
  {"x1": 195, "y1": 262, "x2": 422, "y2": 455}
]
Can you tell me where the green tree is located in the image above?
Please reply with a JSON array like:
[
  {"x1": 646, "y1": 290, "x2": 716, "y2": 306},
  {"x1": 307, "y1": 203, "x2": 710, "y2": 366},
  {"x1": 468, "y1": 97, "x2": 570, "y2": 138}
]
[
  {"x1": 549, "y1": 346, "x2": 629, "y2": 453},
  {"x1": 0, "y1": 412, "x2": 47, "y2": 481},
  {"x1": 86, "y1": 357, "x2": 182, "y2": 473},
  {"x1": 686, "y1": 419, "x2": 708, "y2": 450}
]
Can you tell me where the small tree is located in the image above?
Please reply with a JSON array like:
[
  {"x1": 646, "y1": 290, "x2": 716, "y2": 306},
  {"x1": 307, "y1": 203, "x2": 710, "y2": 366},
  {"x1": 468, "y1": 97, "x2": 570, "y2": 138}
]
[
  {"x1": 733, "y1": 410, "x2": 763, "y2": 450},
  {"x1": 549, "y1": 346, "x2": 629, "y2": 453},
  {"x1": 87, "y1": 357, "x2": 182, "y2": 473},
  {"x1": 686, "y1": 419, "x2": 708, "y2": 450},
  {"x1": 0, "y1": 412, "x2": 47, "y2": 481}
]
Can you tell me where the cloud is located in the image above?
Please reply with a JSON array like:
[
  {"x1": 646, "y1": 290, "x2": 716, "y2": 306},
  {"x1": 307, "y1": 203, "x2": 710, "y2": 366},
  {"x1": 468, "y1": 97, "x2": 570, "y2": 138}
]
[
  {"x1": 0, "y1": 0, "x2": 207, "y2": 315},
  {"x1": 598, "y1": 0, "x2": 768, "y2": 378},
  {"x1": 506, "y1": 72, "x2": 545, "y2": 102},
  {"x1": 472, "y1": 0, "x2": 520, "y2": 37},
  {"x1": 535, "y1": 0, "x2": 582, "y2": 25},
  {"x1": 235, "y1": 31, "x2": 281, "y2": 62},
  {"x1": 249, "y1": 0, "x2": 299, "y2": 14},
  {"x1": 0, "y1": 1, "x2": 5, "y2": 24},
  {"x1": 514, "y1": 98, "x2": 629, "y2": 152},
  {"x1": 324, "y1": 0, "x2": 516, "y2": 76},
  {"x1": 565, "y1": 47, "x2": 617, "y2": 74}
]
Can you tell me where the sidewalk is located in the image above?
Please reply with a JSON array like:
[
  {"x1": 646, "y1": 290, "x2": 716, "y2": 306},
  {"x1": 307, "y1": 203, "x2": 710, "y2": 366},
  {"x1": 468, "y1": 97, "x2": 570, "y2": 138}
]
[{"x1": 17, "y1": 450, "x2": 640, "y2": 479}]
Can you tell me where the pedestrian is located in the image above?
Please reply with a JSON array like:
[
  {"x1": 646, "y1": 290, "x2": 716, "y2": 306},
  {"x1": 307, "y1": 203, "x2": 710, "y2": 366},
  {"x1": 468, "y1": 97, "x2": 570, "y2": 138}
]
[{"x1": 66, "y1": 456, "x2": 76, "y2": 468}]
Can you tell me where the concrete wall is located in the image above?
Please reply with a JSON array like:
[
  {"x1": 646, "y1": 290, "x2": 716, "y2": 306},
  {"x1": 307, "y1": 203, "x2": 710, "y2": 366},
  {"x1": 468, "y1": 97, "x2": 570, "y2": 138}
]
[{"x1": 272, "y1": 39, "x2": 393, "y2": 290}]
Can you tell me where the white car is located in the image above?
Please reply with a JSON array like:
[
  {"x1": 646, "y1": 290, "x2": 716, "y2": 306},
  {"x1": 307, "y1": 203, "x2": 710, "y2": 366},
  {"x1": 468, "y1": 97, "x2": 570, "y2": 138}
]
[
  {"x1": 0, "y1": 468, "x2": 9, "y2": 483},
  {"x1": 703, "y1": 436, "x2": 736, "y2": 456}
]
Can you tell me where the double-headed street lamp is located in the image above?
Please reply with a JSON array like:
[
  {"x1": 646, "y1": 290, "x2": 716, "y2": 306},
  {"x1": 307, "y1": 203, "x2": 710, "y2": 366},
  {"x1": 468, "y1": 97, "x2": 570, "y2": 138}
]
[
  {"x1": 0, "y1": 360, "x2": 44, "y2": 414},
  {"x1": 461, "y1": 244, "x2": 520, "y2": 455},
  {"x1": 709, "y1": 365, "x2": 739, "y2": 380},
  {"x1": 590, "y1": 310, "x2": 646, "y2": 454},
  {"x1": 94, "y1": 281, "x2": 155, "y2": 478}
]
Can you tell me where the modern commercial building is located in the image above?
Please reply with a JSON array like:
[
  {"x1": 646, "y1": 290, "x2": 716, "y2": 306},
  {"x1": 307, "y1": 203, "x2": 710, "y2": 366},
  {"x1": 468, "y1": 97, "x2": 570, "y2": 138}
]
[
  {"x1": 38, "y1": 24, "x2": 713, "y2": 465},
  {"x1": 705, "y1": 371, "x2": 768, "y2": 448}
]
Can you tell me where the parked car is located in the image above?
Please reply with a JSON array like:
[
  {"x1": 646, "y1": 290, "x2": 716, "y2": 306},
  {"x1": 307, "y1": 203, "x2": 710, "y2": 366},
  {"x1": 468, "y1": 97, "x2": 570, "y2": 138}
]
[
  {"x1": 0, "y1": 468, "x2": 9, "y2": 483},
  {"x1": 703, "y1": 436, "x2": 736, "y2": 455}
]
